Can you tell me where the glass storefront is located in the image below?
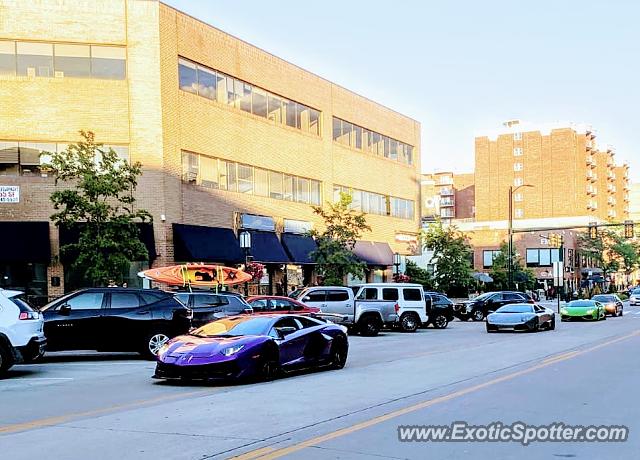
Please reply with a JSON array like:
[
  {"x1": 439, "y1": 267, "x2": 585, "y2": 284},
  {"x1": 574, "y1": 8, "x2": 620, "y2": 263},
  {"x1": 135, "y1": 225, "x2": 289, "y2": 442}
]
[{"x1": 0, "y1": 262, "x2": 48, "y2": 307}]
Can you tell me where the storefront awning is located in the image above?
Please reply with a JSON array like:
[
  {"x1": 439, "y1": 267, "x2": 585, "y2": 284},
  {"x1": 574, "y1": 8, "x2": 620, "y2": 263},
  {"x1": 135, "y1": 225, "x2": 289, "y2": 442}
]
[
  {"x1": 0, "y1": 221, "x2": 50, "y2": 263},
  {"x1": 247, "y1": 230, "x2": 290, "y2": 264},
  {"x1": 173, "y1": 224, "x2": 243, "y2": 264},
  {"x1": 282, "y1": 233, "x2": 317, "y2": 265},
  {"x1": 353, "y1": 241, "x2": 394, "y2": 266},
  {"x1": 59, "y1": 222, "x2": 157, "y2": 262}
]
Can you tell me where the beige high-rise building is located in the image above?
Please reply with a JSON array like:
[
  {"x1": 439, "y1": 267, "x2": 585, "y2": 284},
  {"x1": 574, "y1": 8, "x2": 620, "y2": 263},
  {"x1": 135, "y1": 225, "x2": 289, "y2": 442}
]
[
  {"x1": 474, "y1": 120, "x2": 629, "y2": 223},
  {"x1": 0, "y1": 0, "x2": 421, "y2": 304},
  {"x1": 420, "y1": 172, "x2": 474, "y2": 224}
]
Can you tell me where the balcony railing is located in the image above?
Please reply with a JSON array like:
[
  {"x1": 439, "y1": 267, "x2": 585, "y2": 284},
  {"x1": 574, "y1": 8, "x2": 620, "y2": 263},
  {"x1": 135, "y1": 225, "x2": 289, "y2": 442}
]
[
  {"x1": 440, "y1": 188, "x2": 454, "y2": 196},
  {"x1": 440, "y1": 198, "x2": 455, "y2": 207}
]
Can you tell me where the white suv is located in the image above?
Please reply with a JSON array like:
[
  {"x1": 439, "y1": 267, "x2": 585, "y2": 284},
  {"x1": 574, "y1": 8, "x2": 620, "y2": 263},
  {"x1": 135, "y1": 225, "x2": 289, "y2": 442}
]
[
  {"x1": 353, "y1": 283, "x2": 428, "y2": 332},
  {"x1": 630, "y1": 289, "x2": 640, "y2": 306},
  {"x1": 0, "y1": 289, "x2": 46, "y2": 376}
]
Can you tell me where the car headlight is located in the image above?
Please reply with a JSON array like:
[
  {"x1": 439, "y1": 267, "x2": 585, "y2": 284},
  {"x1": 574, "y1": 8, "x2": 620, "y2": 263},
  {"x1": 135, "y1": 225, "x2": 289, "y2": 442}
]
[
  {"x1": 221, "y1": 344, "x2": 245, "y2": 356},
  {"x1": 586, "y1": 309, "x2": 594, "y2": 314},
  {"x1": 561, "y1": 308, "x2": 568, "y2": 314}
]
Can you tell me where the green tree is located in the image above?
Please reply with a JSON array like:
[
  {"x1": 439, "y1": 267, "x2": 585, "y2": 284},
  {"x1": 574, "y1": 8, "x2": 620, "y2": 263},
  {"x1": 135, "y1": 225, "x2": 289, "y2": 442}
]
[
  {"x1": 309, "y1": 192, "x2": 371, "y2": 286},
  {"x1": 421, "y1": 220, "x2": 473, "y2": 296},
  {"x1": 577, "y1": 229, "x2": 621, "y2": 278},
  {"x1": 489, "y1": 242, "x2": 535, "y2": 291},
  {"x1": 404, "y1": 260, "x2": 434, "y2": 290},
  {"x1": 47, "y1": 131, "x2": 151, "y2": 287}
]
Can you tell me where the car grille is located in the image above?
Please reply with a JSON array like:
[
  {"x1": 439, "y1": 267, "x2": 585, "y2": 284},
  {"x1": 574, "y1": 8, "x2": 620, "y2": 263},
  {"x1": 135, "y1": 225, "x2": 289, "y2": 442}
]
[{"x1": 155, "y1": 361, "x2": 239, "y2": 380}]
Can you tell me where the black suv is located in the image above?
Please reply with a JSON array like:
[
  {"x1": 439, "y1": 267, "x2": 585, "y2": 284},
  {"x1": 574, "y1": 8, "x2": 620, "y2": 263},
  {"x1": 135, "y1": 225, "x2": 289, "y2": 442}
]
[
  {"x1": 41, "y1": 288, "x2": 192, "y2": 357},
  {"x1": 424, "y1": 292, "x2": 455, "y2": 329},
  {"x1": 456, "y1": 291, "x2": 534, "y2": 321},
  {"x1": 175, "y1": 291, "x2": 253, "y2": 327}
]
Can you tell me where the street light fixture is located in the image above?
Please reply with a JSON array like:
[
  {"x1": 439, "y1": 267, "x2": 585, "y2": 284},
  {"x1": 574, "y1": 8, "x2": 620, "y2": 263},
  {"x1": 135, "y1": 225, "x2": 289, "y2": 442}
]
[
  {"x1": 393, "y1": 252, "x2": 401, "y2": 276},
  {"x1": 239, "y1": 231, "x2": 252, "y2": 295},
  {"x1": 508, "y1": 184, "x2": 534, "y2": 289}
]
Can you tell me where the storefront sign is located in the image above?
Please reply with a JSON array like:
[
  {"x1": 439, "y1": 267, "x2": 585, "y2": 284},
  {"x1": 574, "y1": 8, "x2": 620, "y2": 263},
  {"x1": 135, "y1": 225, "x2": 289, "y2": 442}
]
[{"x1": 0, "y1": 186, "x2": 19, "y2": 203}]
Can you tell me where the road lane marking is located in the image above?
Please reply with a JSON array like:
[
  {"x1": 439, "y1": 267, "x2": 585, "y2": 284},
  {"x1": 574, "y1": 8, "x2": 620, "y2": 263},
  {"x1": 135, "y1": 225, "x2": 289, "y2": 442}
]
[
  {"x1": 230, "y1": 447, "x2": 276, "y2": 460},
  {"x1": 0, "y1": 388, "x2": 214, "y2": 435},
  {"x1": 242, "y1": 329, "x2": 640, "y2": 460}
]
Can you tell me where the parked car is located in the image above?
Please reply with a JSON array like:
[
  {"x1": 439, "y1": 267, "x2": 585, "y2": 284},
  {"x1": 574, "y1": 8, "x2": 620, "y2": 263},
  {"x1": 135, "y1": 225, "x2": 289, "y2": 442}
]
[
  {"x1": 294, "y1": 286, "x2": 398, "y2": 336},
  {"x1": 352, "y1": 283, "x2": 429, "y2": 332},
  {"x1": 0, "y1": 289, "x2": 47, "y2": 376},
  {"x1": 424, "y1": 293, "x2": 455, "y2": 329},
  {"x1": 457, "y1": 291, "x2": 534, "y2": 321},
  {"x1": 486, "y1": 303, "x2": 555, "y2": 333},
  {"x1": 41, "y1": 288, "x2": 192, "y2": 358},
  {"x1": 561, "y1": 300, "x2": 606, "y2": 321},
  {"x1": 246, "y1": 296, "x2": 320, "y2": 315},
  {"x1": 591, "y1": 294, "x2": 624, "y2": 317},
  {"x1": 154, "y1": 314, "x2": 348, "y2": 381},
  {"x1": 175, "y1": 291, "x2": 253, "y2": 327},
  {"x1": 629, "y1": 289, "x2": 640, "y2": 306}
]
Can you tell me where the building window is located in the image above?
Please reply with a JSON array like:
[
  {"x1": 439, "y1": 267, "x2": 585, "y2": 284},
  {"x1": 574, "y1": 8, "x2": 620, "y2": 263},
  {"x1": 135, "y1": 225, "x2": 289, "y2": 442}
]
[
  {"x1": 391, "y1": 197, "x2": 415, "y2": 219},
  {"x1": 526, "y1": 248, "x2": 559, "y2": 267},
  {"x1": 17, "y1": 42, "x2": 53, "y2": 77},
  {"x1": 514, "y1": 177, "x2": 523, "y2": 186},
  {"x1": 514, "y1": 163, "x2": 523, "y2": 171},
  {"x1": 90, "y1": 46, "x2": 126, "y2": 79},
  {"x1": 333, "y1": 186, "x2": 411, "y2": 219},
  {"x1": 0, "y1": 41, "x2": 16, "y2": 75},
  {"x1": 332, "y1": 116, "x2": 414, "y2": 165},
  {"x1": 513, "y1": 132, "x2": 522, "y2": 140},
  {"x1": 514, "y1": 192, "x2": 523, "y2": 202},
  {"x1": 53, "y1": 43, "x2": 90, "y2": 78},
  {"x1": 483, "y1": 250, "x2": 501, "y2": 268},
  {"x1": 181, "y1": 150, "x2": 321, "y2": 205},
  {"x1": 515, "y1": 208, "x2": 523, "y2": 218},
  {"x1": 513, "y1": 147, "x2": 523, "y2": 156},
  {"x1": 178, "y1": 57, "x2": 320, "y2": 136}
]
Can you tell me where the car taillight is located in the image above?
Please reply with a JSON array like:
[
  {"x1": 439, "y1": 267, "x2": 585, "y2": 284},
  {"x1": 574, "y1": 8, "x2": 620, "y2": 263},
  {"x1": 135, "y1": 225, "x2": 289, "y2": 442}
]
[
  {"x1": 19, "y1": 311, "x2": 38, "y2": 320},
  {"x1": 394, "y1": 303, "x2": 400, "y2": 313}
]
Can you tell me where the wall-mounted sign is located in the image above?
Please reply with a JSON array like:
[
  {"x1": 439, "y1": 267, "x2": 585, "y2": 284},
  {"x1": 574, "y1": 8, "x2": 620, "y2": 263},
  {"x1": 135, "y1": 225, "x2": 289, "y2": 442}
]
[{"x1": 0, "y1": 186, "x2": 19, "y2": 203}]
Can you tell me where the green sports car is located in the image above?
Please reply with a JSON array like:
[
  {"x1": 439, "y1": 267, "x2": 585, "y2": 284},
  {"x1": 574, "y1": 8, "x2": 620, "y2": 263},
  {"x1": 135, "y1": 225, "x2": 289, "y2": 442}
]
[{"x1": 561, "y1": 300, "x2": 607, "y2": 321}]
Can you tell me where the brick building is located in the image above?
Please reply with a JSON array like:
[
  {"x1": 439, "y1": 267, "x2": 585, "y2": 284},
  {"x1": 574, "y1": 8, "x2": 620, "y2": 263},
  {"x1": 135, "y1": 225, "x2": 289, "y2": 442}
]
[
  {"x1": 420, "y1": 172, "x2": 474, "y2": 224},
  {"x1": 0, "y1": 0, "x2": 421, "y2": 304}
]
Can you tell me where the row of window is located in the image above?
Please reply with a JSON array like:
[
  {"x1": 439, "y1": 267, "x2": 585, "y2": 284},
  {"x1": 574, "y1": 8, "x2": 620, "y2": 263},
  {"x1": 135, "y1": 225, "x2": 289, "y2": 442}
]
[
  {"x1": 178, "y1": 58, "x2": 321, "y2": 136},
  {"x1": 182, "y1": 151, "x2": 322, "y2": 205},
  {"x1": 483, "y1": 248, "x2": 561, "y2": 269},
  {"x1": 332, "y1": 117, "x2": 413, "y2": 165},
  {"x1": 333, "y1": 185, "x2": 415, "y2": 220},
  {"x1": 0, "y1": 141, "x2": 128, "y2": 177},
  {"x1": 0, "y1": 40, "x2": 126, "y2": 79}
]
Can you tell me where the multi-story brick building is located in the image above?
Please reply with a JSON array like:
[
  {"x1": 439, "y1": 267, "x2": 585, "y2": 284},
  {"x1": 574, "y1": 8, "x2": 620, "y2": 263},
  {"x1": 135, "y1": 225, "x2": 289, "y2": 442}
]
[
  {"x1": 420, "y1": 172, "x2": 474, "y2": 224},
  {"x1": 630, "y1": 183, "x2": 640, "y2": 223},
  {"x1": 0, "y1": 0, "x2": 421, "y2": 304}
]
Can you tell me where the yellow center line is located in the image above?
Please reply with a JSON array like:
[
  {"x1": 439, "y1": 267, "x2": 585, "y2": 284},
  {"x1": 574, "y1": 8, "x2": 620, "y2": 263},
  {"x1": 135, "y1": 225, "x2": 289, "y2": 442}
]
[
  {"x1": 0, "y1": 388, "x2": 214, "y2": 435},
  {"x1": 238, "y1": 329, "x2": 640, "y2": 460}
]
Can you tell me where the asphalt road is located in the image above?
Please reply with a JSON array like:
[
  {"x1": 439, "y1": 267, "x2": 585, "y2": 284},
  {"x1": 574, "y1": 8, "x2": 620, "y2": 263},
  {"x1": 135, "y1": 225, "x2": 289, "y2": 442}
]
[{"x1": 1, "y1": 302, "x2": 639, "y2": 459}]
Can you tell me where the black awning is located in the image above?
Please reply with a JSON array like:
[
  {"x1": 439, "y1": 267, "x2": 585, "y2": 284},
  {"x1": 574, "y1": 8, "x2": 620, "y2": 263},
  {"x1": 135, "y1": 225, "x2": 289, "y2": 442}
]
[
  {"x1": 353, "y1": 240, "x2": 394, "y2": 266},
  {"x1": 281, "y1": 233, "x2": 317, "y2": 265},
  {"x1": 247, "y1": 230, "x2": 290, "y2": 264},
  {"x1": 173, "y1": 224, "x2": 243, "y2": 264},
  {"x1": 0, "y1": 221, "x2": 50, "y2": 263},
  {"x1": 59, "y1": 222, "x2": 156, "y2": 262}
]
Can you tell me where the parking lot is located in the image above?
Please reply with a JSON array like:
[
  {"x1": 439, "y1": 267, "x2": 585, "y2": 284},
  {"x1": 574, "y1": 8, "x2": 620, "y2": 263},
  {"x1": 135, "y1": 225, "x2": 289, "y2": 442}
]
[{"x1": 2, "y1": 301, "x2": 640, "y2": 459}]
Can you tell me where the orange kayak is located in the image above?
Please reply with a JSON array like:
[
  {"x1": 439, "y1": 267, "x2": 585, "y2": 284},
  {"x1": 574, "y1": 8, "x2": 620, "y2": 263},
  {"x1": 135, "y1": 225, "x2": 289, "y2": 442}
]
[{"x1": 138, "y1": 264, "x2": 251, "y2": 287}]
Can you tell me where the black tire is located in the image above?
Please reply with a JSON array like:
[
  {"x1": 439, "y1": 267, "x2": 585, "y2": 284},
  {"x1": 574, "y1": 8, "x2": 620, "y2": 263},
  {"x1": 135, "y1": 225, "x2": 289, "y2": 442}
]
[
  {"x1": 619, "y1": 307, "x2": 624, "y2": 317},
  {"x1": 549, "y1": 318, "x2": 556, "y2": 330},
  {"x1": 486, "y1": 323, "x2": 496, "y2": 333},
  {"x1": 399, "y1": 313, "x2": 419, "y2": 332},
  {"x1": 358, "y1": 315, "x2": 381, "y2": 337},
  {"x1": 141, "y1": 330, "x2": 171, "y2": 359},
  {"x1": 257, "y1": 346, "x2": 280, "y2": 381},
  {"x1": 471, "y1": 309, "x2": 485, "y2": 322},
  {"x1": 0, "y1": 342, "x2": 14, "y2": 377},
  {"x1": 432, "y1": 314, "x2": 449, "y2": 329},
  {"x1": 329, "y1": 338, "x2": 348, "y2": 370}
]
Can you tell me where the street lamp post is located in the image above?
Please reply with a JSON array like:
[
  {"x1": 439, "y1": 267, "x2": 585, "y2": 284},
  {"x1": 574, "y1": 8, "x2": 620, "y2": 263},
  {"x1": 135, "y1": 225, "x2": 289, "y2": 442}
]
[
  {"x1": 508, "y1": 184, "x2": 533, "y2": 289},
  {"x1": 239, "y1": 231, "x2": 251, "y2": 296},
  {"x1": 393, "y1": 253, "x2": 401, "y2": 278}
]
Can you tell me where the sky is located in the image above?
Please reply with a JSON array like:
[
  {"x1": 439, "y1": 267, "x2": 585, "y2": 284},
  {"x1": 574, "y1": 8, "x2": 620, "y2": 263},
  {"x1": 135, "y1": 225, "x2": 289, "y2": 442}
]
[{"x1": 164, "y1": 0, "x2": 640, "y2": 180}]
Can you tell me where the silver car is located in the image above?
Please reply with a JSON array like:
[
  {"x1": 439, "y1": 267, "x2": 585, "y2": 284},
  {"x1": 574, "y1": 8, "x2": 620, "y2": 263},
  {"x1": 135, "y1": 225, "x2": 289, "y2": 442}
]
[
  {"x1": 630, "y1": 289, "x2": 640, "y2": 306},
  {"x1": 486, "y1": 303, "x2": 555, "y2": 333}
]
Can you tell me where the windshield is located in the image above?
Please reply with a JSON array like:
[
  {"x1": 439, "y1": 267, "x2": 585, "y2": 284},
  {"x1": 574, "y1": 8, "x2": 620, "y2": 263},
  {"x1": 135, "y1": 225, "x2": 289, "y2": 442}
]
[
  {"x1": 496, "y1": 304, "x2": 533, "y2": 313},
  {"x1": 592, "y1": 295, "x2": 613, "y2": 302},
  {"x1": 474, "y1": 292, "x2": 495, "y2": 302},
  {"x1": 191, "y1": 316, "x2": 273, "y2": 337},
  {"x1": 567, "y1": 301, "x2": 595, "y2": 308}
]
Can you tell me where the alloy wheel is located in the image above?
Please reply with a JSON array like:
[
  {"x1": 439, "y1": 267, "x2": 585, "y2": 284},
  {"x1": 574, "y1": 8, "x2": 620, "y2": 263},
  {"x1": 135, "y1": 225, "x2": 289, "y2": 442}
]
[
  {"x1": 434, "y1": 315, "x2": 448, "y2": 329},
  {"x1": 148, "y1": 333, "x2": 170, "y2": 355},
  {"x1": 401, "y1": 314, "x2": 418, "y2": 332}
]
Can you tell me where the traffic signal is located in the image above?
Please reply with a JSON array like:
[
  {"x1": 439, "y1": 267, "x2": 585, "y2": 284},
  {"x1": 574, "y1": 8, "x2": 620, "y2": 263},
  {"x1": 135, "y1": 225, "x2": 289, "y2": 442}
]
[
  {"x1": 588, "y1": 223, "x2": 598, "y2": 239},
  {"x1": 624, "y1": 220, "x2": 634, "y2": 239}
]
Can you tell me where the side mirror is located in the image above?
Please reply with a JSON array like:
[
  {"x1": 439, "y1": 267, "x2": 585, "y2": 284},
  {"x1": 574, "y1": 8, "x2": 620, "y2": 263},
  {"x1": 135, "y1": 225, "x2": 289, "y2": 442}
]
[
  {"x1": 276, "y1": 326, "x2": 297, "y2": 338},
  {"x1": 59, "y1": 304, "x2": 71, "y2": 315}
]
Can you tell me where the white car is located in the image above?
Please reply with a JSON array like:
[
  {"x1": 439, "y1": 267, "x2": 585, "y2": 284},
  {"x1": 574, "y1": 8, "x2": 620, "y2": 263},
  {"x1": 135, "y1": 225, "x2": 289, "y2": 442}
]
[
  {"x1": 352, "y1": 283, "x2": 429, "y2": 332},
  {"x1": 630, "y1": 289, "x2": 640, "y2": 306},
  {"x1": 0, "y1": 289, "x2": 47, "y2": 376}
]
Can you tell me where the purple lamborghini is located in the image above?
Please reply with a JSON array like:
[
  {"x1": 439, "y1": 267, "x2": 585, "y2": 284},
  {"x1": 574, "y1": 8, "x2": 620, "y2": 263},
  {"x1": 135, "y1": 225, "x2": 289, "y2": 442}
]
[{"x1": 153, "y1": 314, "x2": 349, "y2": 381}]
